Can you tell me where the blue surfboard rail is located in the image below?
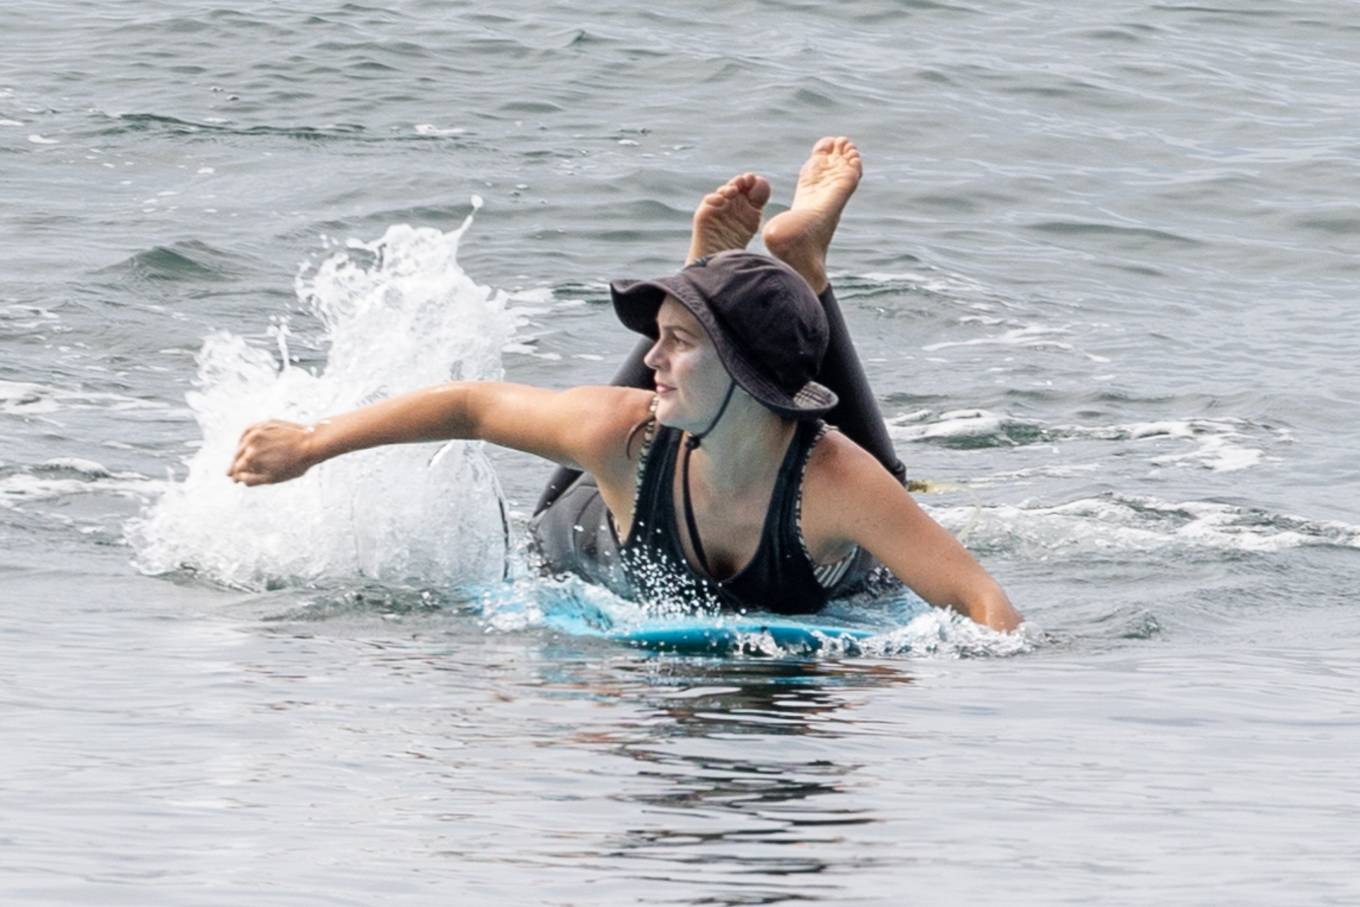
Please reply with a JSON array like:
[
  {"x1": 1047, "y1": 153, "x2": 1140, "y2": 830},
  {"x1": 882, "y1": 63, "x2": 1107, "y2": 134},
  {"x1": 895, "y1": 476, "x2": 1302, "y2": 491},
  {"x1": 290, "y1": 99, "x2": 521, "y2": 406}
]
[
  {"x1": 610, "y1": 619, "x2": 876, "y2": 655},
  {"x1": 526, "y1": 588, "x2": 897, "y2": 656}
]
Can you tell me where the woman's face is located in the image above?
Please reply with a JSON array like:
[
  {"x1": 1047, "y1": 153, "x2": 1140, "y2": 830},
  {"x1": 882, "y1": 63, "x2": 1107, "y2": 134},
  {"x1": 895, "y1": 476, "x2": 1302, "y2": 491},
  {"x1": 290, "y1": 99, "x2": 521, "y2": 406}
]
[{"x1": 643, "y1": 296, "x2": 731, "y2": 431}]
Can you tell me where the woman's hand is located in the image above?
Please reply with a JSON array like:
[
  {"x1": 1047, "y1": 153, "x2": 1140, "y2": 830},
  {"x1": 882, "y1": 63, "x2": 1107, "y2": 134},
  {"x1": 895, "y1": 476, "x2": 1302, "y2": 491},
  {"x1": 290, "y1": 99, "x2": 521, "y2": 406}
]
[
  {"x1": 228, "y1": 420, "x2": 318, "y2": 486},
  {"x1": 967, "y1": 582, "x2": 1023, "y2": 633}
]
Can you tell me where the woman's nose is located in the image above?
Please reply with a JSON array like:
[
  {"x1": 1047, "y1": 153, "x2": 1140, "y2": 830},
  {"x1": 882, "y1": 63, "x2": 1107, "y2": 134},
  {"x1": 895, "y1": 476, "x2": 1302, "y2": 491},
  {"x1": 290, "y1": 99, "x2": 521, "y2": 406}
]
[{"x1": 643, "y1": 338, "x2": 664, "y2": 370}]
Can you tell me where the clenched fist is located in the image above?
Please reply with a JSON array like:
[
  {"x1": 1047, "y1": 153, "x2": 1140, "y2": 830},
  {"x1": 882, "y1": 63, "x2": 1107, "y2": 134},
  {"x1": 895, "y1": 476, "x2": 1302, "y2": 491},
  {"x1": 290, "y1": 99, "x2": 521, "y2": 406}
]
[{"x1": 228, "y1": 420, "x2": 317, "y2": 486}]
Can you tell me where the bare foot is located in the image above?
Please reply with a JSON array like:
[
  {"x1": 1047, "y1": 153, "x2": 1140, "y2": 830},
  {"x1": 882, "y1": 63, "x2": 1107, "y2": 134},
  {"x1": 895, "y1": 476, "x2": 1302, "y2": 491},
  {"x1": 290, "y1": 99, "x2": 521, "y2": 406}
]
[
  {"x1": 762, "y1": 136, "x2": 862, "y2": 293},
  {"x1": 687, "y1": 172, "x2": 772, "y2": 265}
]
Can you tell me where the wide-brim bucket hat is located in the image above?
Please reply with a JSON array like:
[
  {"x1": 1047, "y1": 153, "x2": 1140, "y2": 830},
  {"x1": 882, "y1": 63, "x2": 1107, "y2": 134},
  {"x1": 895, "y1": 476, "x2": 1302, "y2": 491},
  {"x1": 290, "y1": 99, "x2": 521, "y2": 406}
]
[{"x1": 610, "y1": 251, "x2": 837, "y2": 419}]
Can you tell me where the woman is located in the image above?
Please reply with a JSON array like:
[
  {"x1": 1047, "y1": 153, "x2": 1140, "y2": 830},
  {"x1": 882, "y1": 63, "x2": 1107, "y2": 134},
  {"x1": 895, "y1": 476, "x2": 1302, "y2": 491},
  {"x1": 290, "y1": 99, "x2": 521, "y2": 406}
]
[{"x1": 228, "y1": 138, "x2": 1021, "y2": 632}]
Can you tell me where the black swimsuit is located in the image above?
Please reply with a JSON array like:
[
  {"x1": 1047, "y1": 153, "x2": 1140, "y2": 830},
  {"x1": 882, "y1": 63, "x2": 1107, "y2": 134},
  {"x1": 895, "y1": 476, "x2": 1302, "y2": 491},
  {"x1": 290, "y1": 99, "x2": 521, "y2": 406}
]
[
  {"x1": 529, "y1": 408, "x2": 878, "y2": 614},
  {"x1": 529, "y1": 283, "x2": 900, "y2": 612}
]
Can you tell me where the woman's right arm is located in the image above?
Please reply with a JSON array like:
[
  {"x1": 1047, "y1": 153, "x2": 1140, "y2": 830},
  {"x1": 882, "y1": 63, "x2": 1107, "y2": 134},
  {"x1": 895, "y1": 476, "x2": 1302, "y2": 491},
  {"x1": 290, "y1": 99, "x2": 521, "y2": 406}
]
[
  {"x1": 228, "y1": 382, "x2": 647, "y2": 486},
  {"x1": 803, "y1": 434, "x2": 1023, "y2": 632}
]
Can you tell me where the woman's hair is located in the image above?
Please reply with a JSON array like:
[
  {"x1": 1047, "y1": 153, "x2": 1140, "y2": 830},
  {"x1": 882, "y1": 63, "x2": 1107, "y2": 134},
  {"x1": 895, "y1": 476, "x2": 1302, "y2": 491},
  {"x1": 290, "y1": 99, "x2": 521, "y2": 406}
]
[
  {"x1": 623, "y1": 392, "x2": 662, "y2": 459},
  {"x1": 624, "y1": 413, "x2": 651, "y2": 459}
]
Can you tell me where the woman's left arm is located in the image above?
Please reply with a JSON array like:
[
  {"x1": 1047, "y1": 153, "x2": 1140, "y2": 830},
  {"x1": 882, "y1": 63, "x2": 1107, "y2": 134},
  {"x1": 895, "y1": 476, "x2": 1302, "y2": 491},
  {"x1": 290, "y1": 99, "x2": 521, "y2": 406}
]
[{"x1": 813, "y1": 439, "x2": 1022, "y2": 632}]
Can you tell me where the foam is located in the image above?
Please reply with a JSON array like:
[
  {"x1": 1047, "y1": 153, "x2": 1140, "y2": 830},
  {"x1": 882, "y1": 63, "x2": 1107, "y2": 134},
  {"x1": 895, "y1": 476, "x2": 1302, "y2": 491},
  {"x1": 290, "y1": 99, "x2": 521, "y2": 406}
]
[
  {"x1": 922, "y1": 324, "x2": 1075, "y2": 353},
  {"x1": 1060, "y1": 417, "x2": 1272, "y2": 473},
  {"x1": 930, "y1": 494, "x2": 1360, "y2": 557},
  {"x1": 478, "y1": 577, "x2": 1038, "y2": 659},
  {"x1": 0, "y1": 379, "x2": 180, "y2": 417},
  {"x1": 858, "y1": 268, "x2": 994, "y2": 300},
  {"x1": 0, "y1": 381, "x2": 58, "y2": 415},
  {"x1": 128, "y1": 204, "x2": 514, "y2": 590},
  {"x1": 889, "y1": 408, "x2": 1009, "y2": 443},
  {"x1": 0, "y1": 459, "x2": 158, "y2": 511},
  {"x1": 413, "y1": 124, "x2": 468, "y2": 137},
  {"x1": 890, "y1": 409, "x2": 1276, "y2": 472}
]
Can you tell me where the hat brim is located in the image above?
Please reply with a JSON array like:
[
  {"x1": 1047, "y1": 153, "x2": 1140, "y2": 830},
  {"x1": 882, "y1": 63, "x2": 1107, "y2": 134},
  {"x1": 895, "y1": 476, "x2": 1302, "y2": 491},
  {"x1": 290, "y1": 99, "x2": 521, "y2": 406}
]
[
  {"x1": 609, "y1": 277, "x2": 673, "y2": 340},
  {"x1": 610, "y1": 274, "x2": 837, "y2": 419}
]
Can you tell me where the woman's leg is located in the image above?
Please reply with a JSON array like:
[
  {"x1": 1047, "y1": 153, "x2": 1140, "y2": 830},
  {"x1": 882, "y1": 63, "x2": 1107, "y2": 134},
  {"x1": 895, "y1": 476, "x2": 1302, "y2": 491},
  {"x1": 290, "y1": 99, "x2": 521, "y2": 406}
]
[
  {"x1": 817, "y1": 284, "x2": 907, "y2": 483},
  {"x1": 764, "y1": 136, "x2": 906, "y2": 483}
]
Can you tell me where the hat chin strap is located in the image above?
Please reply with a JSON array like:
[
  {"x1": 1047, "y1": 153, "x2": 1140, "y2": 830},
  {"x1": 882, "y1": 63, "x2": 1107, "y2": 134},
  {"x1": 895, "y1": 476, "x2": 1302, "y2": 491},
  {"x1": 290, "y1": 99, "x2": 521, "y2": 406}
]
[
  {"x1": 681, "y1": 377, "x2": 737, "y2": 580},
  {"x1": 684, "y1": 379, "x2": 737, "y2": 451}
]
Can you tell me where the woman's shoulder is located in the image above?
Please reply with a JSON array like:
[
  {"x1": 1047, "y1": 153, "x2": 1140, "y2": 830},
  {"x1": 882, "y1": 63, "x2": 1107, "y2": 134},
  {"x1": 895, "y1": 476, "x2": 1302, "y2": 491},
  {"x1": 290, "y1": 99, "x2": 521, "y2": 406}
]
[
  {"x1": 560, "y1": 384, "x2": 655, "y2": 418},
  {"x1": 800, "y1": 426, "x2": 905, "y2": 547},
  {"x1": 563, "y1": 385, "x2": 658, "y2": 478},
  {"x1": 803, "y1": 424, "x2": 879, "y2": 479}
]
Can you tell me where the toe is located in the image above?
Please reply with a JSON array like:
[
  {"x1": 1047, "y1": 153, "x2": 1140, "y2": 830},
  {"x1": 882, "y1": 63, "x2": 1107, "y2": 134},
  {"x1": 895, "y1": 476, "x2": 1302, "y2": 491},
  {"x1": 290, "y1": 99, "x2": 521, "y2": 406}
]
[{"x1": 748, "y1": 175, "x2": 772, "y2": 207}]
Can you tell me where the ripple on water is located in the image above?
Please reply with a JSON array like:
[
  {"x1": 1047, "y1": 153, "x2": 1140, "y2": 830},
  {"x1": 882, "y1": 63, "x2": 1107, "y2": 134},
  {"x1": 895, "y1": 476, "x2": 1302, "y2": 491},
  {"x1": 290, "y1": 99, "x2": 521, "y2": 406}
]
[
  {"x1": 889, "y1": 406, "x2": 1285, "y2": 471},
  {"x1": 93, "y1": 239, "x2": 253, "y2": 284},
  {"x1": 1025, "y1": 219, "x2": 1203, "y2": 249},
  {"x1": 936, "y1": 493, "x2": 1360, "y2": 562},
  {"x1": 98, "y1": 112, "x2": 379, "y2": 143}
]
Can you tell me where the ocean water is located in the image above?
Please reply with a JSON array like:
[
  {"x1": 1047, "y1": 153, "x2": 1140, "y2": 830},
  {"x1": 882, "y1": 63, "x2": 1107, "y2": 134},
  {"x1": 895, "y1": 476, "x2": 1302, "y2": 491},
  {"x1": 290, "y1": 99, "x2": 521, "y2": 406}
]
[{"x1": 3, "y1": 1, "x2": 1358, "y2": 903}]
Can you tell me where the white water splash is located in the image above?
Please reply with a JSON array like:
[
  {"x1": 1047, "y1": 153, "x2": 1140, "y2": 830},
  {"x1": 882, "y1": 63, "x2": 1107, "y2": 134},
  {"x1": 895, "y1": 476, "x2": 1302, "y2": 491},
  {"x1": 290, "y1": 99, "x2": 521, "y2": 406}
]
[
  {"x1": 476, "y1": 575, "x2": 1036, "y2": 659},
  {"x1": 129, "y1": 207, "x2": 516, "y2": 590}
]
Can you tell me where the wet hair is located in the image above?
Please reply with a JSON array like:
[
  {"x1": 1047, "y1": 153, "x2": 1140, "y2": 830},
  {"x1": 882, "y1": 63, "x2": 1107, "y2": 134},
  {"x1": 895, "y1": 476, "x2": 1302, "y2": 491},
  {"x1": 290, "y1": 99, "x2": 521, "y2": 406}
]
[{"x1": 624, "y1": 416, "x2": 650, "y2": 459}]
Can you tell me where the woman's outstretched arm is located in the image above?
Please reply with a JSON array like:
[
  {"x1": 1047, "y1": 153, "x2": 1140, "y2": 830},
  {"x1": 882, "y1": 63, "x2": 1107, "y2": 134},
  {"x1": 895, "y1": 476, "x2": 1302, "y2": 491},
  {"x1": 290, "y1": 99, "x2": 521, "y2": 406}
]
[{"x1": 228, "y1": 382, "x2": 650, "y2": 487}]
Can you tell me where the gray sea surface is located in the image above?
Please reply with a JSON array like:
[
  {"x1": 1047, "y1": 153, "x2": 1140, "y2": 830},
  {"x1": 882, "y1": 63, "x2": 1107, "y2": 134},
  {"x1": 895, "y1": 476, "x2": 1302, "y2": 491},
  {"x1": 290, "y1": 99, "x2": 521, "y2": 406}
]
[{"x1": 3, "y1": 1, "x2": 1358, "y2": 904}]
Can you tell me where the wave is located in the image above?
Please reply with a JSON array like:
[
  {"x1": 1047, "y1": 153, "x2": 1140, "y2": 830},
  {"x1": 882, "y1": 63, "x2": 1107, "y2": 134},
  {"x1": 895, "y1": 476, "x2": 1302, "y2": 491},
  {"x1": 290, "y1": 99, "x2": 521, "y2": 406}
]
[
  {"x1": 94, "y1": 239, "x2": 257, "y2": 283},
  {"x1": 0, "y1": 380, "x2": 176, "y2": 418},
  {"x1": 0, "y1": 459, "x2": 160, "y2": 511},
  {"x1": 936, "y1": 493, "x2": 1360, "y2": 558},
  {"x1": 889, "y1": 408, "x2": 1282, "y2": 471},
  {"x1": 1026, "y1": 220, "x2": 1202, "y2": 247},
  {"x1": 102, "y1": 112, "x2": 374, "y2": 143},
  {"x1": 98, "y1": 111, "x2": 488, "y2": 147}
]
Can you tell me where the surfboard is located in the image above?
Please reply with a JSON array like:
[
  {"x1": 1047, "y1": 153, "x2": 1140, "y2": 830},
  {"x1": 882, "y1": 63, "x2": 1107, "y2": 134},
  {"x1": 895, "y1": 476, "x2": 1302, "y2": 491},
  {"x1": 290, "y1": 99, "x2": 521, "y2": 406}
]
[
  {"x1": 607, "y1": 616, "x2": 876, "y2": 655},
  {"x1": 528, "y1": 588, "x2": 888, "y2": 656}
]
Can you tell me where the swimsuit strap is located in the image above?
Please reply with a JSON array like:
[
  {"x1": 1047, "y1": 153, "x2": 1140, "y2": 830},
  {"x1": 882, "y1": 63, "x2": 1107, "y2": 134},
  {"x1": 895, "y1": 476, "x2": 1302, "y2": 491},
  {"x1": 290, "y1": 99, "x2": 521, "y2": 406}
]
[{"x1": 679, "y1": 418, "x2": 814, "y2": 583}]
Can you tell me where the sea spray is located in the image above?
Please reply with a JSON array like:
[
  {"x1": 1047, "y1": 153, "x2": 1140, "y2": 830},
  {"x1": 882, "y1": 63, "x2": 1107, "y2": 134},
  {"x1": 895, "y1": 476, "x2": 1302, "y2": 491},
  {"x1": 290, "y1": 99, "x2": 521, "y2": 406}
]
[{"x1": 129, "y1": 203, "x2": 515, "y2": 589}]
